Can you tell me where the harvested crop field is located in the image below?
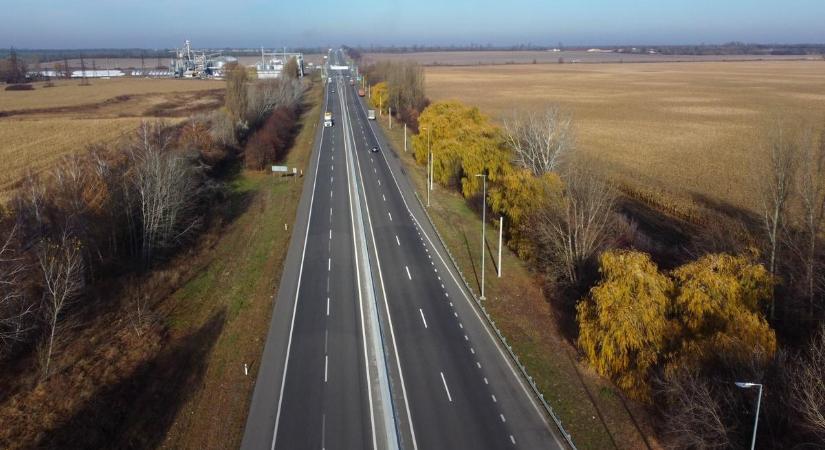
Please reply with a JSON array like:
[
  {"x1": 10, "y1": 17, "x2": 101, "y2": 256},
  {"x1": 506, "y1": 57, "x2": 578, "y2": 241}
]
[
  {"x1": 0, "y1": 78, "x2": 222, "y2": 113},
  {"x1": 0, "y1": 78, "x2": 224, "y2": 194},
  {"x1": 364, "y1": 50, "x2": 815, "y2": 66},
  {"x1": 423, "y1": 60, "x2": 825, "y2": 218}
]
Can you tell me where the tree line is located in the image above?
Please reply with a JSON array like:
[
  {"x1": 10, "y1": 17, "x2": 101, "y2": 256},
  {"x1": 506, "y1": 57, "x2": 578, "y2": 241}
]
[
  {"x1": 214, "y1": 63, "x2": 306, "y2": 170},
  {"x1": 409, "y1": 98, "x2": 825, "y2": 447},
  {"x1": 344, "y1": 43, "x2": 825, "y2": 56},
  {"x1": 362, "y1": 60, "x2": 429, "y2": 129},
  {"x1": 0, "y1": 66, "x2": 307, "y2": 384}
]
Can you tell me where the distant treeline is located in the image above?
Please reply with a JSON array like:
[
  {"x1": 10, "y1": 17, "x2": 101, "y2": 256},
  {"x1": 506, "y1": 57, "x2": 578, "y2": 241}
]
[
  {"x1": 346, "y1": 42, "x2": 825, "y2": 55},
  {"x1": 653, "y1": 42, "x2": 825, "y2": 55}
]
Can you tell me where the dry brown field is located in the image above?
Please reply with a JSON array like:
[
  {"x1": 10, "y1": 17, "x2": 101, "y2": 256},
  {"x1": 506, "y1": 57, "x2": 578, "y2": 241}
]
[
  {"x1": 0, "y1": 78, "x2": 224, "y2": 195},
  {"x1": 424, "y1": 60, "x2": 825, "y2": 218},
  {"x1": 365, "y1": 50, "x2": 817, "y2": 66}
]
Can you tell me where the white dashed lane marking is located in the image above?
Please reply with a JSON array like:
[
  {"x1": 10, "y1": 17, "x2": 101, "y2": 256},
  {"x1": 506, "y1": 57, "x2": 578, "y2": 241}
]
[
  {"x1": 419, "y1": 309, "x2": 428, "y2": 329},
  {"x1": 440, "y1": 372, "x2": 453, "y2": 403}
]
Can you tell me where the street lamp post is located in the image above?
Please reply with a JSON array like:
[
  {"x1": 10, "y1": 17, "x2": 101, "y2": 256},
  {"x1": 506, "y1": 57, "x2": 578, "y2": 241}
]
[
  {"x1": 428, "y1": 127, "x2": 433, "y2": 193},
  {"x1": 475, "y1": 173, "x2": 487, "y2": 300},
  {"x1": 735, "y1": 382, "x2": 763, "y2": 450},
  {"x1": 498, "y1": 216, "x2": 503, "y2": 277},
  {"x1": 422, "y1": 127, "x2": 432, "y2": 207}
]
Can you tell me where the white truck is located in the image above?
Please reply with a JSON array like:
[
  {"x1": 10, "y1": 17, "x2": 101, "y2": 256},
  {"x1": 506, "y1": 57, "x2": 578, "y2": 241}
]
[
  {"x1": 367, "y1": 110, "x2": 376, "y2": 120},
  {"x1": 324, "y1": 111, "x2": 333, "y2": 127}
]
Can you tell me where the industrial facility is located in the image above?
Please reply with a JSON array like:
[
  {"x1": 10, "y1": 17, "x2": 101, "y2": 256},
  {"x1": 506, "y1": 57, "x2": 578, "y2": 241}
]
[
  {"x1": 171, "y1": 40, "x2": 305, "y2": 79},
  {"x1": 30, "y1": 39, "x2": 306, "y2": 80},
  {"x1": 170, "y1": 40, "x2": 238, "y2": 78},
  {"x1": 255, "y1": 48, "x2": 305, "y2": 79}
]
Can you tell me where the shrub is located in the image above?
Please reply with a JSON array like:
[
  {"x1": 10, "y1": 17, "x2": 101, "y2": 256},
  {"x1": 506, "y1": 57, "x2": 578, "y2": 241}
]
[
  {"x1": 4, "y1": 84, "x2": 33, "y2": 91},
  {"x1": 243, "y1": 106, "x2": 297, "y2": 170}
]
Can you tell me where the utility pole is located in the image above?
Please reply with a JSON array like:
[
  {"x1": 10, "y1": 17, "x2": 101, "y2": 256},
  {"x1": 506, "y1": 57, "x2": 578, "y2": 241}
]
[
  {"x1": 389, "y1": 107, "x2": 392, "y2": 129},
  {"x1": 498, "y1": 216, "x2": 503, "y2": 277},
  {"x1": 404, "y1": 123, "x2": 407, "y2": 152},
  {"x1": 475, "y1": 174, "x2": 488, "y2": 300}
]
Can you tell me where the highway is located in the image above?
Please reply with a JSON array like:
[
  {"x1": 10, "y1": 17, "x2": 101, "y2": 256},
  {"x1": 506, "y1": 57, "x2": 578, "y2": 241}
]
[
  {"x1": 242, "y1": 50, "x2": 375, "y2": 450},
  {"x1": 242, "y1": 49, "x2": 566, "y2": 450}
]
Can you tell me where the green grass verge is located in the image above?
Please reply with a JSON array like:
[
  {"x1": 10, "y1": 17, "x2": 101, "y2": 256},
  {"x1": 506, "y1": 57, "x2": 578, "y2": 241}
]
[{"x1": 158, "y1": 80, "x2": 324, "y2": 449}]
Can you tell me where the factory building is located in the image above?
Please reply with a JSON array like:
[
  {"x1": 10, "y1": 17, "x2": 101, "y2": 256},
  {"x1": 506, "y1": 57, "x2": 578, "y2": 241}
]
[{"x1": 255, "y1": 48, "x2": 305, "y2": 79}]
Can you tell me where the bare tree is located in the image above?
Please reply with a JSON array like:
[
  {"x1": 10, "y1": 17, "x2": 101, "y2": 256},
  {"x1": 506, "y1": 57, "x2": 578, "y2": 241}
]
[
  {"x1": 759, "y1": 124, "x2": 799, "y2": 319},
  {"x1": 283, "y1": 56, "x2": 300, "y2": 79},
  {"x1": 533, "y1": 167, "x2": 616, "y2": 284},
  {"x1": 658, "y1": 369, "x2": 731, "y2": 450},
  {"x1": 14, "y1": 171, "x2": 48, "y2": 244},
  {"x1": 785, "y1": 126, "x2": 825, "y2": 317},
  {"x1": 79, "y1": 54, "x2": 89, "y2": 86},
  {"x1": 503, "y1": 106, "x2": 574, "y2": 176},
  {"x1": 129, "y1": 121, "x2": 200, "y2": 264},
  {"x1": 0, "y1": 225, "x2": 31, "y2": 355},
  {"x1": 225, "y1": 64, "x2": 249, "y2": 127},
  {"x1": 37, "y1": 230, "x2": 84, "y2": 378},
  {"x1": 246, "y1": 78, "x2": 304, "y2": 129},
  {"x1": 790, "y1": 325, "x2": 825, "y2": 441},
  {"x1": 208, "y1": 109, "x2": 237, "y2": 147},
  {"x1": 53, "y1": 153, "x2": 91, "y2": 218}
]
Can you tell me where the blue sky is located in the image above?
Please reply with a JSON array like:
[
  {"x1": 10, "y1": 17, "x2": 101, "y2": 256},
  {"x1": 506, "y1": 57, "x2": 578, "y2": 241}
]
[{"x1": 2, "y1": 0, "x2": 825, "y2": 49}]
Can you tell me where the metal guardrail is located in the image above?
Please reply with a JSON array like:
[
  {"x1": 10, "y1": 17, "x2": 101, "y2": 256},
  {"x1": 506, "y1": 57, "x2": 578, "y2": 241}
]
[{"x1": 411, "y1": 190, "x2": 578, "y2": 450}]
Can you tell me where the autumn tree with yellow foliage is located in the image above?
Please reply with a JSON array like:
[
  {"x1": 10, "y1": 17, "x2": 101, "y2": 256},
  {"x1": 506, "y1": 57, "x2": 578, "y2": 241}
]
[
  {"x1": 578, "y1": 249, "x2": 777, "y2": 401},
  {"x1": 488, "y1": 169, "x2": 564, "y2": 259},
  {"x1": 670, "y1": 253, "x2": 776, "y2": 371},
  {"x1": 577, "y1": 250, "x2": 674, "y2": 400},
  {"x1": 412, "y1": 101, "x2": 510, "y2": 198},
  {"x1": 369, "y1": 81, "x2": 388, "y2": 113}
]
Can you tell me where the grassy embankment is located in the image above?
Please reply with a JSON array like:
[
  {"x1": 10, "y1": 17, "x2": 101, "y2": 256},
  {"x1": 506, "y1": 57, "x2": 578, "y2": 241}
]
[
  {"x1": 156, "y1": 80, "x2": 323, "y2": 448},
  {"x1": 377, "y1": 115, "x2": 658, "y2": 450}
]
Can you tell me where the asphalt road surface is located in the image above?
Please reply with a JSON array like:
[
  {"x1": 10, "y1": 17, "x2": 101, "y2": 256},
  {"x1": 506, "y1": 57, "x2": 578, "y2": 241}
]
[{"x1": 242, "y1": 49, "x2": 566, "y2": 450}]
